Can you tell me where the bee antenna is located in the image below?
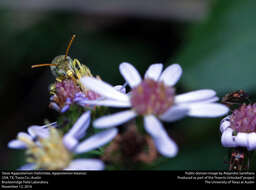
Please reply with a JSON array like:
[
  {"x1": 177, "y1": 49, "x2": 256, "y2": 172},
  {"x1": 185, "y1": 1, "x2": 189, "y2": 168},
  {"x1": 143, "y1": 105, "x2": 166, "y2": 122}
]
[
  {"x1": 65, "y1": 34, "x2": 76, "y2": 59},
  {"x1": 31, "y1": 63, "x2": 57, "y2": 68}
]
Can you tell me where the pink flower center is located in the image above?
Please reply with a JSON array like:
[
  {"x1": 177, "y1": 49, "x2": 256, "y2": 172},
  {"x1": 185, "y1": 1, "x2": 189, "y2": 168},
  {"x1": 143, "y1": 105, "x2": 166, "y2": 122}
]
[
  {"x1": 130, "y1": 79, "x2": 175, "y2": 115},
  {"x1": 55, "y1": 79, "x2": 81, "y2": 104},
  {"x1": 85, "y1": 90, "x2": 101, "y2": 100},
  {"x1": 53, "y1": 79, "x2": 101, "y2": 109},
  {"x1": 230, "y1": 104, "x2": 256, "y2": 133}
]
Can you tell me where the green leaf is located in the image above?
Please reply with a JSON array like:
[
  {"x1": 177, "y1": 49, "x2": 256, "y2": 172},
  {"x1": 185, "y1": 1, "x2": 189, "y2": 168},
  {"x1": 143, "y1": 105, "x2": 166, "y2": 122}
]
[{"x1": 173, "y1": 0, "x2": 256, "y2": 95}]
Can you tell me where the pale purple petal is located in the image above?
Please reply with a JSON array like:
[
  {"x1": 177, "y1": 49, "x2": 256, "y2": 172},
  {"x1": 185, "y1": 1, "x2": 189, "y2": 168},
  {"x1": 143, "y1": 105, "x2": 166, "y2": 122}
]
[
  {"x1": 159, "y1": 105, "x2": 189, "y2": 122},
  {"x1": 186, "y1": 103, "x2": 229, "y2": 117},
  {"x1": 93, "y1": 110, "x2": 137, "y2": 129},
  {"x1": 17, "y1": 132, "x2": 33, "y2": 142},
  {"x1": 220, "y1": 115, "x2": 231, "y2": 133},
  {"x1": 247, "y1": 133, "x2": 256, "y2": 151},
  {"x1": 221, "y1": 128, "x2": 237, "y2": 148},
  {"x1": 114, "y1": 84, "x2": 127, "y2": 94},
  {"x1": 175, "y1": 89, "x2": 216, "y2": 104},
  {"x1": 144, "y1": 64, "x2": 163, "y2": 81},
  {"x1": 119, "y1": 62, "x2": 142, "y2": 88},
  {"x1": 80, "y1": 77, "x2": 129, "y2": 102},
  {"x1": 79, "y1": 99, "x2": 131, "y2": 108},
  {"x1": 74, "y1": 128, "x2": 118, "y2": 154},
  {"x1": 159, "y1": 64, "x2": 182, "y2": 86},
  {"x1": 8, "y1": 140, "x2": 27, "y2": 149},
  {"x1": 18, "y1": 163, "x2": 36, "y2": 170},
  {"x1": 235, "y1": 133, "x2": 248, "y2": 147},
  {"x1": 65, "y1": 159, "x2": 104, "y2": 170},
  {"x1": 28, "y1": 126, "x2": 50, "y2": 139},
  {"x1": 196, "y1": 96, "x2": 219, "y2": 104},
  {"x1": 64, "y1": 111, "x2": 91, "y2": 140},
  {"x1": 144, "y1": 115, "x2": 178, "y2": 157},
  {"x1": 61, "y1": 104, "x2": 70, "y2": 113},
  {"x1": 62, "y1": 136, "x2": 79, "y2": 151}
]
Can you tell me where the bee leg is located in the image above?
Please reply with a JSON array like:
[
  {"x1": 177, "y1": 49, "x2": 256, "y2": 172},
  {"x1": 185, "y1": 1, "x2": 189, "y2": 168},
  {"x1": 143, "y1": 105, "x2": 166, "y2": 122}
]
[{"x1": 72, "y1": 59, "x2": 93, "y2": 79}]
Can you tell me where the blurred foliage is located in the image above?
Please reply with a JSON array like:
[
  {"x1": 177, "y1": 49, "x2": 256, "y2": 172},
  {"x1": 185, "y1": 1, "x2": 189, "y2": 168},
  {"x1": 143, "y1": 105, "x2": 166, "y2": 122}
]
[
  {"x1": 172, "y1": 0, "x2": 256, "y2": 95},
  {"x1": 156, "y1": 0, "x2": 256, "y2": 170},
  {"x1": 1, "y1": 0, "x2": 256, "y2": 170}
]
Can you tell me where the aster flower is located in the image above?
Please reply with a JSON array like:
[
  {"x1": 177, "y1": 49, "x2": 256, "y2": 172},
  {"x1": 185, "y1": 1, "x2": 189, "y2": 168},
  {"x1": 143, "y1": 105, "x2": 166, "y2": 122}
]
[
  {"x1": 49, "y1": 78, "x2": 103, "y2": 113},
  {"x1": 49, "y1": 78, "x2": 126, "y2": 113},
  {"x1": 220, "y1": 104, "x2": 256, "y2": 151},
  {"x1": 8, "y1": 111, "x2": 117, "y2": 170},
  {"x1": 49, "y1": 79, "x2": 83, "y2": 112},
  {"x1": 80, "y1": 62, "x2": 229, "y2": 158}
]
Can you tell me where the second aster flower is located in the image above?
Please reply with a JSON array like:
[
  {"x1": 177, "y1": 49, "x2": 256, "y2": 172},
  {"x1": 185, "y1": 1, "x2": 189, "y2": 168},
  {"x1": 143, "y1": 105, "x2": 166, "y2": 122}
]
[
  {"x1": 80, "y1": 62, "x2": 229, "y2": 158},
  {"x1": 220, "y1": 104, "x2": 256, "y2": 151},
  {"x1": 8, "y1": 111, "x2": 117, "y2": 170}
]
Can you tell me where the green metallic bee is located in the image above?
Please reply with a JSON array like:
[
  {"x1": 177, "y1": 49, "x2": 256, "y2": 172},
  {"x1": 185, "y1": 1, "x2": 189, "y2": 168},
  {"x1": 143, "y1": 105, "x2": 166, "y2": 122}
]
[{"x1": 32, "y1": 35, "x2": 93, "y2": 93}]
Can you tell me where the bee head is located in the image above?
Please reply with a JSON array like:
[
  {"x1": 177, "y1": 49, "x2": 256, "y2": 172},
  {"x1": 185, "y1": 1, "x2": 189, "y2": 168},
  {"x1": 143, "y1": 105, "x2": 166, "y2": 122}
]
[
  {"x1": 31, "y1": 35, "x2": 76, "y2": 80},
  {"x1": 50, "y1": 55, "x2": 73, "y2": 77}
]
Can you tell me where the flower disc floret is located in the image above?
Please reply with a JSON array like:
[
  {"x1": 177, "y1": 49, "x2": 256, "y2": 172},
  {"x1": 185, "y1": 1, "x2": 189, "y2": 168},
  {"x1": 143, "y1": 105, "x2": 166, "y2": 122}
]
[
  {"x1": 19, "y1": 127, "x2": 72, "y2": 170},
  {"x1": 130, "y1": 79, "x2": 175, "y2": 115},
  {"x1": 230, "y1": 104, "x2": 256, "y2": 133}
]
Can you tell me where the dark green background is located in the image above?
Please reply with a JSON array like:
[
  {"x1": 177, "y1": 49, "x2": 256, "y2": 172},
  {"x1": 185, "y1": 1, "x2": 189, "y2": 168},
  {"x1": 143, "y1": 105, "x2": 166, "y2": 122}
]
[{"x1": 1, "y1": 0, "x2": 256, "y2": 170}]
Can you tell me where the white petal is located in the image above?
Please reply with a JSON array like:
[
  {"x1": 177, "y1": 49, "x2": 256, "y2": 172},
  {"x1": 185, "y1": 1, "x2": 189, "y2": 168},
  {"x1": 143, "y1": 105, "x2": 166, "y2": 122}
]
[
  {"x1": 74, "y1": 128, "x2": 118, "y2": 154},
  {"x1": 80, "y1": 77, "x2": 129, "y2": 102},
  {"x1": 175, "y1": 89, "x2": 216, "y2": 104},
  {"x1": 119, "y1": 62, "x2": 142, "y2": 88},
  {"x1": 144, "y1": 115, "x2": 178, "y2": 157},
  {"x1": 8, "y1": 140, "x2": 27, "y2": 149},
  {"x1": 94, "y1": 110, "x2": 137, "y2": 129},
  {"x1": 79, "y1": 99, "x2": 131, "y2": 108},
  {"x1": 247, "y1": 133, "x2": 256, "y2": 151},
  {"x1": 17, "y1": 132, "x2": 33, "y2": 142},
  {"x1": 220, "y1": 115, "x2": 231, "y2": 133},
  {"x1": 114, "y1": 84, "x2": 127, "y2": 94},
  {"x1": 65, "y1": 159, "x2": 104, "y2": 170},
  {"x1": 28, "y1": 126, "x2": 50, "y2": 139},
  {"x1": 62, "y1": 136, "x2": 79, "y2": 151},
  {"x1": 18, "y1": 163, "x2": 36, "y2": 170},
  {"x1": 144, "y1": 63, "x2": 163, "y2": 80},
  {"x1": 220, "y1": 120, "x2": 231, "y2": 133},
  {"x1": 159, "y1": 64, "x2": 182, "y2": 86},
  {"x1": 221, "y1": 128, "x2": 237, "y2": 148},
  {"x1": 178, "y1": 97, "x2": 219, "y2": 106},
  {"x1": 65, "y1": 111, "x2": 91, "y2": 140},
  {"x1": 197, "y1": 96, "x2": 219, "y2": 104},
  {"x1": 186, "y1": 103, "x2": 229, "y2": 117},
  {"x1": 159, "y1": 105, "x2": 189, "y2": 122},
  {"x1": 235, "y1": 133, "x2": 248, "y2": 147}
]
